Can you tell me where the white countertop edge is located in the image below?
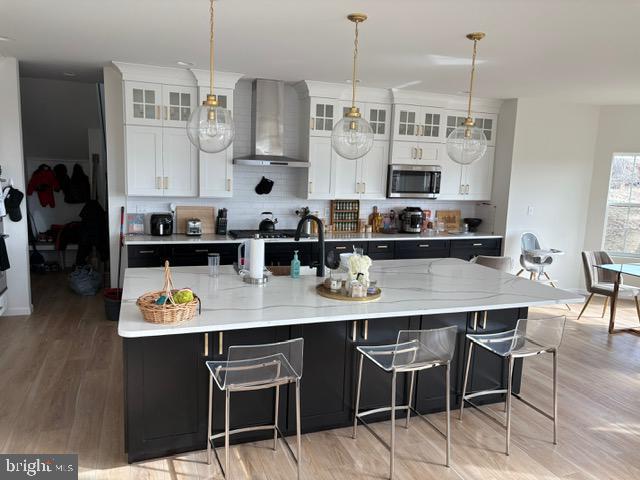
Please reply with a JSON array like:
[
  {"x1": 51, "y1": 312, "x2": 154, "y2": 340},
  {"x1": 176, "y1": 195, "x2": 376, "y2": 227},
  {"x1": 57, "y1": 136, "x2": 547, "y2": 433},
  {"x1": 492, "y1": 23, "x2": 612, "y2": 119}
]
[
  {"x1": 125, "y1": 233, "x2": 503, "y2": 245},
  {"x1": 117, "y1": 296, "x2": 584, "y2": 338}
]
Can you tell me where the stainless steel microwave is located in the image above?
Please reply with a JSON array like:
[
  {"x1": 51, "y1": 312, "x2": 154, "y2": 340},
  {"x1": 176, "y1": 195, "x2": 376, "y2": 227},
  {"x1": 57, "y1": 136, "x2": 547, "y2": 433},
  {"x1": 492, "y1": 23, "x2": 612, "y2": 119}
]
[{"x1": 387, "y1": 164, "x2": 441, "y2": 198}]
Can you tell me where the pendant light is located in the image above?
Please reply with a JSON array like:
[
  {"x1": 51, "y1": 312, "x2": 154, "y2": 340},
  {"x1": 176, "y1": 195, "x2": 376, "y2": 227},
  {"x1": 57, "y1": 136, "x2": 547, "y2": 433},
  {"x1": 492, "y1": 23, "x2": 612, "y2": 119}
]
[
  {"x1": 331, "y1": 13, "x2": 374, "y2": 160},
  {"x1": 187, "y1": 0, "x2": 235, "y2": 153},
  {"x1": 446, "y1": 32, "x2": 487, "y2": 165}
]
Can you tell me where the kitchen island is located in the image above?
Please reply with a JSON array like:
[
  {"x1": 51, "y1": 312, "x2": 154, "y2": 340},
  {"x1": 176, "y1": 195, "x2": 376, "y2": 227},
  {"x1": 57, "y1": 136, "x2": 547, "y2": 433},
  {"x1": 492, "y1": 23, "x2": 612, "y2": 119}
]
[{"x1": 119, "y1": 258, "x2": 581, "y2": 462}]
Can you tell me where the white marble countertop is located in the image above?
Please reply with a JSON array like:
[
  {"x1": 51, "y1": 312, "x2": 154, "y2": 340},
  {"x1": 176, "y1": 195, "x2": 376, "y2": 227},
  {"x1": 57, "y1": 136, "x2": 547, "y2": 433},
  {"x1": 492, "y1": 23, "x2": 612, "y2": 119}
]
[
  {"x1": 124, "y1": 231, "x2": 502, "y2": 245},
  {"x1": 117, "y1": 258, "x2": 582, "y2": 338}
]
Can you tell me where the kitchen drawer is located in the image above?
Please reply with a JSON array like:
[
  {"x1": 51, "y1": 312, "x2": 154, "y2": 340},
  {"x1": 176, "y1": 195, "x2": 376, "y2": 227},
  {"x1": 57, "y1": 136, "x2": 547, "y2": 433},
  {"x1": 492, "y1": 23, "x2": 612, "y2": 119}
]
[
  {"x1": 449, "y1": 238, "x2": 501, "y2": 260},
  {"x1": 170, "y1": 244, "x2": 239, "y2": 266},
  {"x1": 366, "y1": 241, "x2": 395, "y2": 260},
  {"x1": 127, "y1": 245, "x2": 167, "y2": 268},
  {"x1": 394, "y1": 240, "x2": 450, "y2": 259},
  {"x1": 265, "y1": 243, "x2": 312, "y2": 266}
]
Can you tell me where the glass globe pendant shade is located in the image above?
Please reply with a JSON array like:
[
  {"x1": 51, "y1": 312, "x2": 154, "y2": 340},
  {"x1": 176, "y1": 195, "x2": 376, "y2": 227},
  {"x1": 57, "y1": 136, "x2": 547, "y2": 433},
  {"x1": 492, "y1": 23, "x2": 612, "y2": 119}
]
[
  {"x1": 186, "y1": 102, "x2": 235, "y2": 153},
  {"x1": 446, "y1": 124, "x2": 487, "y2": 165},
  {"x1": 331, "y1": 115, "x2": 374, "y2": 160}
]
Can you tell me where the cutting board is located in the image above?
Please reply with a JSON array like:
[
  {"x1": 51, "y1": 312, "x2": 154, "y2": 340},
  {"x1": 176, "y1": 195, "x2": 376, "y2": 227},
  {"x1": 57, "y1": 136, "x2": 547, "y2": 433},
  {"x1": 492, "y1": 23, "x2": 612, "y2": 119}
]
[
  {"x1": 436, "y1": 209, "x2": 461, "y2": 231},
  {"x1": 175, "y1": 206, "x2": 216, "y2": 234}
]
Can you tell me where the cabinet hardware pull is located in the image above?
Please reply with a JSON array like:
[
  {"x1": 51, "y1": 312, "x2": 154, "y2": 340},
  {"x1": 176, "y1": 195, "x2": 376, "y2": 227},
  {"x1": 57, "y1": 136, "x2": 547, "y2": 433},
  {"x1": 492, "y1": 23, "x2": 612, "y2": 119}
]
[
  {"x1": 156, "y1": 177, "x2": 161, "y2": 189},
  {"x1": 218, "y1": 332, "x2": 223, "y2": 355},
  {"x1": 138, "y1": 250, "x2": 154, "y2": 254},
  {"x1": 226, "y1": 178, "x2": 231, "y2": 191},
  {"x1": 204, "y1": 333, "x2": 209, "y2": 356},
  {"x1": 195, "y1": 249, "x2": 208, "y2": 253},
  {"x1": 466, "y1": 184, "x2": 470, "y2": 194},
  {"x1": 473, "y1": 243, "x2": 483, "y2": 247},
  {"x1": 482, "y1": 311, "x2": 488, "y2": 329},
  {"x1": 419, "y1": 148, "x2": 423, "y2": 159},
  {"x1": 418, "y1": 244, "x2": 430, "y2": 248},
  {"x1": 335, "y1": 246, "x2": 347, "y2": 250},
  {"x1": 356, "y1": 182, "x2": 361, "y2": 193},
  {"x1": 377, "y1": 245, "x2": 388, "y2": 249},
  {"x1": 352, "y1": 321, "x2": 358, "y2": 341},
  {"x1": 163, "y1": 177, "x2": 169, "y2": 189},
  {"x1": 310, "y1": 117, "x2": 315, "y2": 130},
  {"x1": 308, "y1": 181, "x2": 313, "y2": 194},
  {"x1": 362, "y1": 320, "x2": 369, "y2": 340},
  {"x1": 362, "y1": 182, "x2": 366, "y2": 193}
]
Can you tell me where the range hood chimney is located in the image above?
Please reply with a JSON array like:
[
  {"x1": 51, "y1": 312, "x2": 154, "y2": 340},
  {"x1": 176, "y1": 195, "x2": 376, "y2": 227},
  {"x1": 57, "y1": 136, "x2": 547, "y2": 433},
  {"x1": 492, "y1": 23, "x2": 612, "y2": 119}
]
[{"x1": 233, "y1": 79, "x2": 308, "y2": 167}]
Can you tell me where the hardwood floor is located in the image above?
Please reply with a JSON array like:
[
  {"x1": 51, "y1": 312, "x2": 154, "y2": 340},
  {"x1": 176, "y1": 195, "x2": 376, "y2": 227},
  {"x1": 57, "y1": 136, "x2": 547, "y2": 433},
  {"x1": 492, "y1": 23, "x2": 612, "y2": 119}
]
[{"x1": 1, "y1": 273, "x2": 639, "y2": 479}]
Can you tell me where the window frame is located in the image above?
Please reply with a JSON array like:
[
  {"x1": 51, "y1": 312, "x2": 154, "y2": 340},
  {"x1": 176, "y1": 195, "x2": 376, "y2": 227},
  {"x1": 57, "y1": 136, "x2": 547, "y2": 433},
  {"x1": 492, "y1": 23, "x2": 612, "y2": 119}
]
[{"x1": 603, "y1": 152, "x2": 640, "y2": 257}]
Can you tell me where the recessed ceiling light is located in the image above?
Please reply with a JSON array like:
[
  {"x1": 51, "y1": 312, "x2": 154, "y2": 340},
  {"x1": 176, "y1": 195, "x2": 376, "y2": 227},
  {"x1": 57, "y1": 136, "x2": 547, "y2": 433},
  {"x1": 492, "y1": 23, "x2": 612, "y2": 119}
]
[
  {"x1": 0, "y1": 35, "x2": 14, "y2": 42},
  {"x1": 177, "y1": 61, "x2": 195, "y2": 67},
  {"x1": 63, "y1": 72, "x2": 77, "y2": 77}
]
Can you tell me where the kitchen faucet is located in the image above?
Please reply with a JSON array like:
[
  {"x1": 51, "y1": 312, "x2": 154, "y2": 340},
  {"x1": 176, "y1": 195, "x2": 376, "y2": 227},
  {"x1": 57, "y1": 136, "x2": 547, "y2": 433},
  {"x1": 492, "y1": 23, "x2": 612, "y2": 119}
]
[{"x1": 295, "y1": 215, "x2": 325, "y2": 277}]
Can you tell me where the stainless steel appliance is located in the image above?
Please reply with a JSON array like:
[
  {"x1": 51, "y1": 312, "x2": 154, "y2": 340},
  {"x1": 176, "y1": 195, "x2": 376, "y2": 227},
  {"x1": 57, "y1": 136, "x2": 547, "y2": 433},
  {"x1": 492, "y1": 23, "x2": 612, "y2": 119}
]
[
  {"x1": 150, "y1": 213, "x2": 173, "y2": 236},
  {"x1": 400, "y1": 207, "x2": 424, "y2": 233},
  {"x1": 229, "y1": 229, "x2": 309, "y2": 239},
  {"x1": 186, "y1": 218, "x2": 203, "y2": 236},
  {"x1": 387, "y1": 164, "x2": 441, "y2": 198}
]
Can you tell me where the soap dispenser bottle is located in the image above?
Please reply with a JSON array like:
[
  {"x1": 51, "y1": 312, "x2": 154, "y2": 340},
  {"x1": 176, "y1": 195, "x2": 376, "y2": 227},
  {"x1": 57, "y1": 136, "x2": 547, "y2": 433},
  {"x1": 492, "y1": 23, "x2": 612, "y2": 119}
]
[{"x1": 290, "y1": 250, "x2": 301, "y2": 278}]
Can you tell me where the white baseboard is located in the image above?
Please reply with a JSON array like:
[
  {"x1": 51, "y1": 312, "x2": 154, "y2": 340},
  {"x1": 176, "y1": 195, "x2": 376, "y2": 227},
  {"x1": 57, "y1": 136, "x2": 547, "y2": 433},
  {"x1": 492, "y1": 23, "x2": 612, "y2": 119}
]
[{"x1": 5, "y1": 306, "x2": 33, "y2": 316}]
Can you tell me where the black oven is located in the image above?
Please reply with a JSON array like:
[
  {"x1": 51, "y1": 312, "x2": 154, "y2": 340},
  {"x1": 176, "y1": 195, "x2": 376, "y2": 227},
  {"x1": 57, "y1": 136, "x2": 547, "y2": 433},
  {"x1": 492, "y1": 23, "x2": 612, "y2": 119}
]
[{"x1": 387, "y1": 164, "x2": 441, "y2": 199}]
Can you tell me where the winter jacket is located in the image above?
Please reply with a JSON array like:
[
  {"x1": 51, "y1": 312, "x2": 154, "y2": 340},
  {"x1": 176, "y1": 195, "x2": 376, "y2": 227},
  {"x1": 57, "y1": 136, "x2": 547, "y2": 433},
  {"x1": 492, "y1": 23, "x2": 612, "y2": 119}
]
[
  {"x1": 67, "y1": 164, "x2": 91, "y2": 204},
  {"x1": 27, "y1": 164, "x2": 60, "y2": 207}
]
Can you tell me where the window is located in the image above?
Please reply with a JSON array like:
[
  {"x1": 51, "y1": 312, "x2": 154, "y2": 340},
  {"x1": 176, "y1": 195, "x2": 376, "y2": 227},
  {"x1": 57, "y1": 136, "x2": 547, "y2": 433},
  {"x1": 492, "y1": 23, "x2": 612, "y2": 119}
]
[{"x1": 604, "y1": 153, "x2": 640, "y2": 255}]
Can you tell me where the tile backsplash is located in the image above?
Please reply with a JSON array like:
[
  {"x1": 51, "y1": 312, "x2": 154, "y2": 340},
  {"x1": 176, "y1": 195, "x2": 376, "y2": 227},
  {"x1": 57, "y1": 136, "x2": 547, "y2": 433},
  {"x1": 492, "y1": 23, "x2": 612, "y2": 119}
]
[{"x1": 126, "y1": 165, "x2": 494, "y2": 232}]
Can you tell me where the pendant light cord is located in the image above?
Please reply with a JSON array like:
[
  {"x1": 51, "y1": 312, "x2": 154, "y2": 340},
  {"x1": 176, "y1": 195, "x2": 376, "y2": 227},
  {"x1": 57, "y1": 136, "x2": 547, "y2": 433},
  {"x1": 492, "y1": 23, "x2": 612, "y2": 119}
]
[
  {"x1": 466, "y1": 38, "x2": 478, "y2": 119},
  {"x1": 351, "y1": 20, "x2": 359, "y2": 108},
  {"x1": 209, "y1": 0, "x2": 215, "y2": 97}
]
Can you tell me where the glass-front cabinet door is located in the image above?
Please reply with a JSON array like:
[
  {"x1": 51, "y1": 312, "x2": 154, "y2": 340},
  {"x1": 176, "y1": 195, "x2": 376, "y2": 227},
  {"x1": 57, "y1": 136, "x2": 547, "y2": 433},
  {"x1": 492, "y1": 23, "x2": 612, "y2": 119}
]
[
  {"x1": 393, "y1": 105, "x2": 420, "y2": 140},
  {"x1": 418, "y1": 108, "x2": 444, "y2": 142},
  {"x1": 125, "y1": 81, "x2": 163, "y2": 126},
  {"x1": 162, "y1": 85, "x2": 196, "y2": 128},
  {"x1": 445, "y1": 111, "x2": 497, "y2": 146},
  {"x1": 366, "y1": 103, "x2": 390, "y2": 141},
  {"x1": 309, "y1": 99, "x2": 337, "y2": 137}
]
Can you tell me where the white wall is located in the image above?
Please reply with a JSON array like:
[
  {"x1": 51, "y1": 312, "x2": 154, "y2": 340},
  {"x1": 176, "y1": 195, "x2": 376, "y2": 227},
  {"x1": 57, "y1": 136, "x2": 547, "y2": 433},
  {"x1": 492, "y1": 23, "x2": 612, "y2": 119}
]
[
  {"x1": 502, "y1": 99, "x2": 599, "y2": 289},
  {"x1": 492, "y1": 99, "x2": 518, "y2": 236},
  {"x1": 20, "y1": 77, "x2": 101, "y2": 160},
  {"x1": 0, "y1": 58, "x2": 32, "y2": 315},
  {"x1": 584, "y1": 106, "x2": 640, "y2": 251}
]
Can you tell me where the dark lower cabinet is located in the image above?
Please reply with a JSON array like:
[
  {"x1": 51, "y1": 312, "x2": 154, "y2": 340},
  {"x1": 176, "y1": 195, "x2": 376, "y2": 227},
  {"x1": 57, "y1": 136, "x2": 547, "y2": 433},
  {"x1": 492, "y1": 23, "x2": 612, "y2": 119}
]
[
  {"x1": 127, "y1": 245, "x2": 169, "y2": 268},
  {"x1": 450, "y1": 238, "x2": 502, "y2": 260},
  {"x1": 265, "y1": 242, "x2": 312, "y2": 267},
  {"x1": 366, "y1": 241, "x2": 395, "y2": 260},
  {"x1": 394, "y1": 240, "x2": 450, "y2": 259},
  {"x1": 123, "y1": 308, "x2": 522, "y2": 463}
]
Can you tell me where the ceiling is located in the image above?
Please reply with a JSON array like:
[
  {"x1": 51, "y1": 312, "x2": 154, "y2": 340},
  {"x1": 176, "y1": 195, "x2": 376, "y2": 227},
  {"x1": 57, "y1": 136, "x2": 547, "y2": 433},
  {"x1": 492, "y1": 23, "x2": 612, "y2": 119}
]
[{"x1": 1, "y1": 0, "x2": 639, "y2": 104}]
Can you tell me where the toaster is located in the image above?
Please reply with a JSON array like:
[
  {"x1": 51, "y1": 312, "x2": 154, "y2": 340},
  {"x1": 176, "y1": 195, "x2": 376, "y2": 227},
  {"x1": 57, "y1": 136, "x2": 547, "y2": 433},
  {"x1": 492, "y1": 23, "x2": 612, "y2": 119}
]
[
  {"x1": 150, "y1": 213, "x2": 173, "y2": 236},
  {"x1": 186, "y1": 218, "x2": 203, "y2": 236}
]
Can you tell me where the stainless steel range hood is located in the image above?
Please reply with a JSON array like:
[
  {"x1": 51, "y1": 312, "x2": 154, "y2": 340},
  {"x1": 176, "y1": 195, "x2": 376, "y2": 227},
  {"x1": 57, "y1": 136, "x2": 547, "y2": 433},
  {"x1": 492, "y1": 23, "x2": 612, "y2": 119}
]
[{"x1": 233, "y1": 79, "x2": 308, "y2": 167}]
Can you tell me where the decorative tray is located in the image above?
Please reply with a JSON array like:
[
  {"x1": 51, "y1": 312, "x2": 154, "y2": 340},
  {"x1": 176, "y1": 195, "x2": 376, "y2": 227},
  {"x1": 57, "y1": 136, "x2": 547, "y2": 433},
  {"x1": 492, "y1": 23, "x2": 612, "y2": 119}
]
[{"x1": 315, "y1": 284, "x2": 381, "y2": 302}]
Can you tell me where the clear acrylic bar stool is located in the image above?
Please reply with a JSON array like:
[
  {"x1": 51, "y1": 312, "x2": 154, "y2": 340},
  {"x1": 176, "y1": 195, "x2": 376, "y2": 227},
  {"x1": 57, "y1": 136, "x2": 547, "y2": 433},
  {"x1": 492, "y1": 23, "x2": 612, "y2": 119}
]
[
  {"x1": 460, "y1": 316, "x2": 566, "y2": 455},
  {"x1": 205, "y1": 338, "x2": 303, "y2": 479},
  {"x1": 352, "y1": 326, "x2": 457, "y2": 479}
]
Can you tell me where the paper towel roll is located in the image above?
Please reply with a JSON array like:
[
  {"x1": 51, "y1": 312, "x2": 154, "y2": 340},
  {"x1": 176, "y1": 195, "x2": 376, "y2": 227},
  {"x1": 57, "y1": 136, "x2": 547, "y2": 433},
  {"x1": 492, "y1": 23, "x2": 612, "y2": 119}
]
[{"x1": 249, "y1": 237, "x2": 265, "y2": 279}]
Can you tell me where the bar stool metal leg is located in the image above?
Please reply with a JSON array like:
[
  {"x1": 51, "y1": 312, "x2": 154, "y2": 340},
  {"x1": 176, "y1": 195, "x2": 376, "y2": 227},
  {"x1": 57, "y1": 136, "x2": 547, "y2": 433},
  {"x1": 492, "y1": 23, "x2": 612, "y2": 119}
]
[
  {"x1": 405, "y1": 371, "x2": 416, "y2": 429},
  {"x1": 553, "y1": 350, "x2": 558, "y2": 445},
  {"x1": 460, "y1": 342, "x2": 474, "y2": 420},
  {"x1": 353, "y1": 353, "x2": 364, "y2": 439},
  {"x1": 225, "y1": 389, "x2": 230, "y2": 476},
  {"x1": 390, "y1": 370, "x2": 397, "y2": 479},
  {"x1": 273, "y1": 385, "x2": 280, "y2": 451},
  {"x1": 445, "y1": 363, "x2": 451, "y2": 467},
  {"x1": 207, "y1": 376, "x2": 213, "y2": 465},
  {"x1": 506, "y1": 355, "x2": 513, "y2": 456},
  {"x1": 296, "y1": 379, "x2": 302, "y2": 480}
]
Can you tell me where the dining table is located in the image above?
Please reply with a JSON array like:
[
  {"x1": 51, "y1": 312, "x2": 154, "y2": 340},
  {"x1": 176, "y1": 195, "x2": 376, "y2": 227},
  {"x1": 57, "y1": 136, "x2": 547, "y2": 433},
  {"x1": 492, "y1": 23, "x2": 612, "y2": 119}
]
[{"x1": 595, "y1": 263, "x2": 640, "y2": 335}]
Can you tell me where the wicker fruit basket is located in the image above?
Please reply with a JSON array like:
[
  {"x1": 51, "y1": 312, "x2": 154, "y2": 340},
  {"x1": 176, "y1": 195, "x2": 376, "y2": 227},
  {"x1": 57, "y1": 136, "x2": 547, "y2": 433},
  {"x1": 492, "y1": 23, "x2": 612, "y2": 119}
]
[{"x1": 136, "y1": 261, "x2": 200, "y2": 324}]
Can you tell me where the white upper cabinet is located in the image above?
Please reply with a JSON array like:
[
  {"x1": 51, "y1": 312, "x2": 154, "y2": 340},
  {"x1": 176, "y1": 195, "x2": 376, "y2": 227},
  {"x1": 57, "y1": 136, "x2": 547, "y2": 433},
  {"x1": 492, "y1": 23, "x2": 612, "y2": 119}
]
[
  {"x1": 125, "y1": 82, "x2": 163, "y2": 126},
  {"x1": 358, "y1": 141, "x2": 389, "y2": 199},
  {"x1": 463, "y1": 146, "x2": 495, "y2": 200},
  {"x1": 365, "y1": 103, "x2": 390, "y2": 141},
  {"x1": 162, "y1": 128, "x2": 198, "y2": 197},
  {"x1": 125, "y1": 125, "x2": 197, "y2": 197},
  {"x1": 162, "y1": 85, "x2": 197, "y2": 128},
  {"x1": 392, "y1": 105, "x2": 444, "y2": 144},
  {"x1": 332, "y1": 151, "x2": 360, "y2": 199},
  {"x1": 309, "y1": 99, "x2": 338, "y2": 137},
  {"x1": 307, "y1": 136, "x2": 334, "y2": 199},
  {"x1": 445, "y1": 110, "x2": 497, "y2": 146},
  {"x1": 125, "y1": 125, "x2": 163, "y2": 195}
]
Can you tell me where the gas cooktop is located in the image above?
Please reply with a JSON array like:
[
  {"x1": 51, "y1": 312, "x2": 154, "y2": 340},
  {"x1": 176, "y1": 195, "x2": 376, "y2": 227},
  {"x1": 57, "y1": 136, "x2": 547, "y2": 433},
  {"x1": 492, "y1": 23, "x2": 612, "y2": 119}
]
[{"x1": 228, "y1": 230, "x2": 310, "y2": 239}]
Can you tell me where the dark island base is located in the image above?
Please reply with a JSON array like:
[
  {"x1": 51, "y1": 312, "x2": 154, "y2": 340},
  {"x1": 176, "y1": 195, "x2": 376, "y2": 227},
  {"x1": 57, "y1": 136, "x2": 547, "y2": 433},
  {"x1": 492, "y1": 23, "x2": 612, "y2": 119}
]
[{"x1": 123, "y1": 307, "x2": 526, "y2": 463}]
